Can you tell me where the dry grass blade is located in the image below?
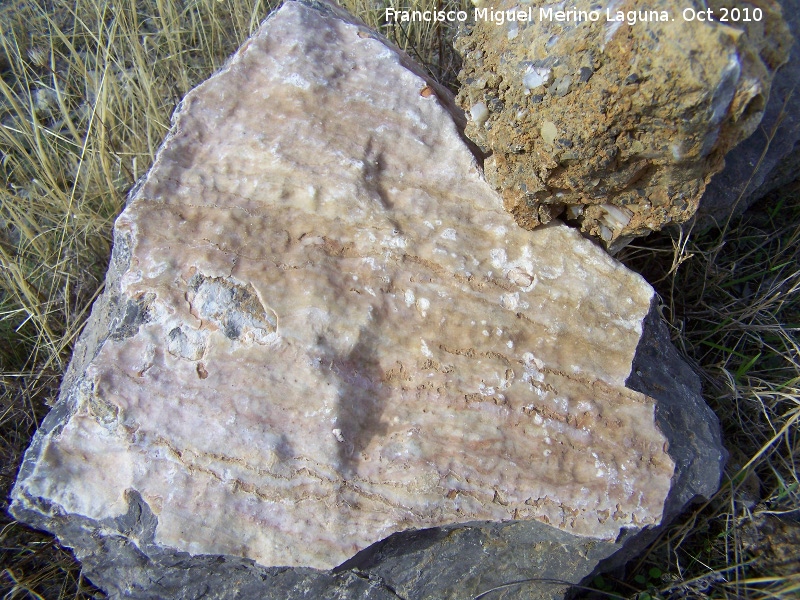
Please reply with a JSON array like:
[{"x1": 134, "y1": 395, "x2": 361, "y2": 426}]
[{"x1": 616, "y1": 183, "x2": 800, "y2": 599}]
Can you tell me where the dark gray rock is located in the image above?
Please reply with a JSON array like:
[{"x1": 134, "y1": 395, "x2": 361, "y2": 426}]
[
  {"x1": 13, "y1": 484, "x2": 621, "y2": 599},
  {"x1": 697, "y1": 0, "x2": 800, "y2": 229},
  {"x1": 630, "y1": 302, "x2": 727, "y2": 522},
  {"x1": 580, "y1": 301, "x2": 728, "y2": 583}
]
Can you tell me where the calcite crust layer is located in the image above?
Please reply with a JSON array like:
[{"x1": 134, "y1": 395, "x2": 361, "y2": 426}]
[
  {"x1": 13, "y1": 1, "x2": 674, "y2": 570},
  {"x1": 456, "y1": 0, "x2": 793, "y2": 244}
]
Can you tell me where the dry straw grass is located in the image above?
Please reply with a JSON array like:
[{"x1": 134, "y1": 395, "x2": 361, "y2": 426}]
[
  {"x1": 0, "y1": 0, "x2": 797, "y2": 598},
  {"x1": 614, "y1": 187, "x2": 800, "y2": 600}
]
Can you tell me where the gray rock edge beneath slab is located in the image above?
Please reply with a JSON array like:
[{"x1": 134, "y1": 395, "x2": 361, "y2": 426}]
[{"x1": 10, "y1": 487, "x2": 622, "y2": 600}]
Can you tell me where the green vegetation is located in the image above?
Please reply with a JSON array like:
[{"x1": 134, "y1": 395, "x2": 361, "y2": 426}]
[{"x1": 1, "y1": 0, "x2": 797, "y2": 598}]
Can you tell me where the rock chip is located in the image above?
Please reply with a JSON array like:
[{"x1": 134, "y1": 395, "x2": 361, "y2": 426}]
[
  {"x1": 456, "y1": 0, "x2": 793, "y2": 245},
  {"x1": 10, "y1": 1, "x2": 724, "y2": 597}
]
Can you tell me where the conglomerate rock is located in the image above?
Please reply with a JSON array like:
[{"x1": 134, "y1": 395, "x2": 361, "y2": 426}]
[
  {"x1": 455, "y1": 0, "x2": 793, "y2": 245},
  {"x1": 10, "y1": 1, "x2": 724, "y2": 597}
]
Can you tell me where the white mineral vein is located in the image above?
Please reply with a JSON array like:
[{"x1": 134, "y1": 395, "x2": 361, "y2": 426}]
[{"x1": 20, "y1": 1, "x2": 674, "y2": 569}]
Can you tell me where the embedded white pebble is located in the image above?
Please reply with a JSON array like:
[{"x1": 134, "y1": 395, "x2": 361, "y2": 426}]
[
  {"x1": 523, "y1": 66, "x2": 550, "y2": 90},
  {"x1": 508, "y1": 21, "x2": 519, "y2": 40},
  {"x1": 470, "y1": 102, "x2": 489, "y2": 126},
  {"x1": 421, "y1": 340, "x2": 432, "y2": 358}
]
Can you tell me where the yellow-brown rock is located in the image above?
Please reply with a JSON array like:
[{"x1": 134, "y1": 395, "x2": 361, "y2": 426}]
[{"x1": 456, "y1": 0, "x2": 793, "y2": 244}]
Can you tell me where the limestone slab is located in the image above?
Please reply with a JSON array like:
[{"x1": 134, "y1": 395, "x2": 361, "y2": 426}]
[{"x1": 10, "y1": 2, "x2": 723, "y2": 596}]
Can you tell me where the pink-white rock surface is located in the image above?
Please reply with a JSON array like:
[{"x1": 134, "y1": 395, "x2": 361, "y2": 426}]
[{"x1": 12, "y1": 1, "x2": 674, "y2": 571}]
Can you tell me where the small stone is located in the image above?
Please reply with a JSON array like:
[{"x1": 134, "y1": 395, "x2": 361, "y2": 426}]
[
  {"x1": 470, "y1": 101, "x2": 489, "y2": 125},
  {"x1": 552, "y1": 75, "x2": 572, "y2": 97},
  {"x1": 523, "y1": 66, "x2": 551, "y2": 90},
  {"x1": 624, "y1": 73, "x2": 641, "y2": 85},
  {"x1": 540, "y1": 120, "x2": 557, "y2": 145}
]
